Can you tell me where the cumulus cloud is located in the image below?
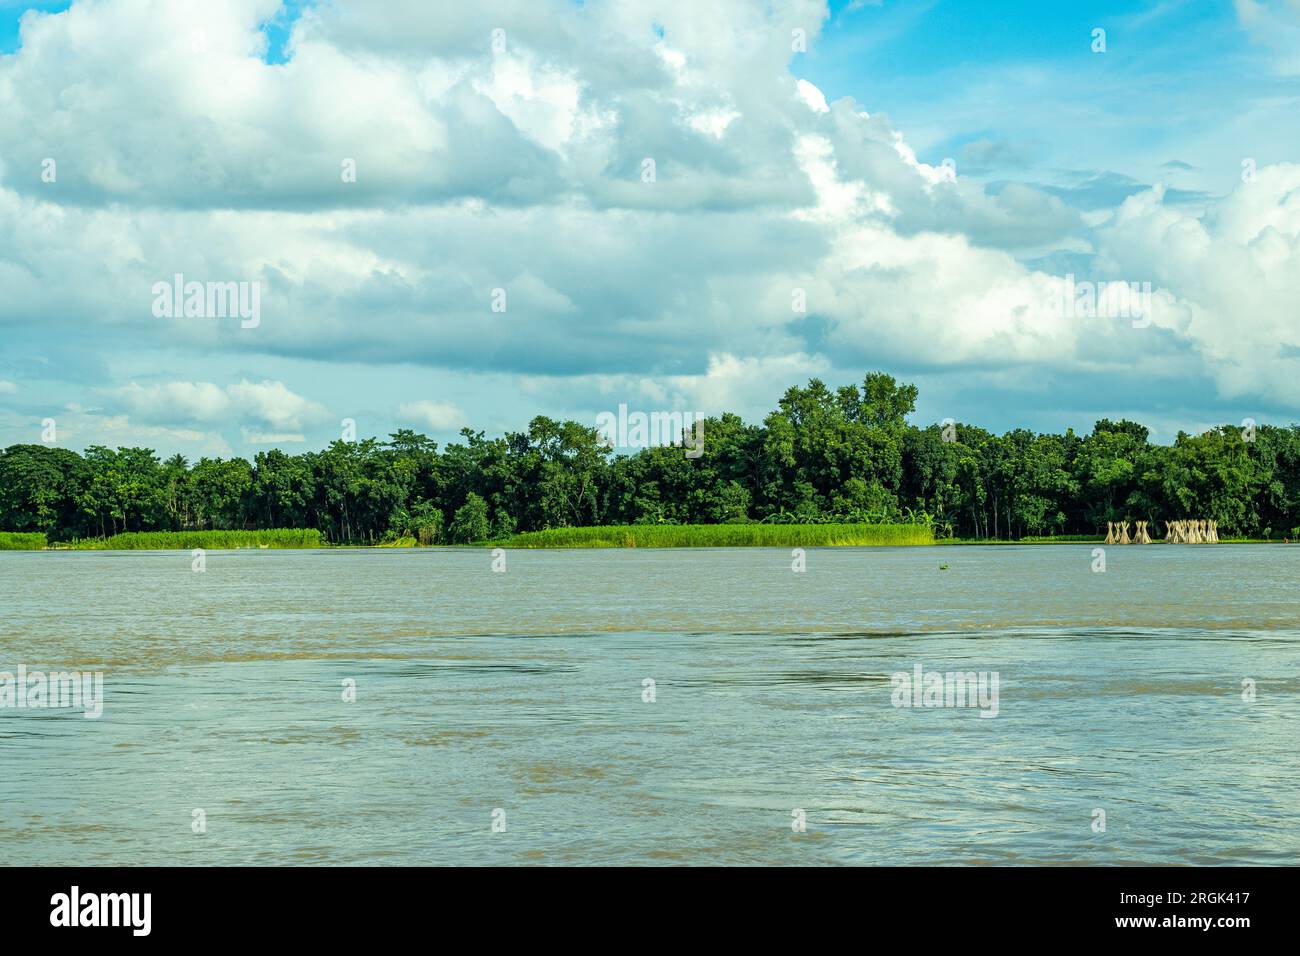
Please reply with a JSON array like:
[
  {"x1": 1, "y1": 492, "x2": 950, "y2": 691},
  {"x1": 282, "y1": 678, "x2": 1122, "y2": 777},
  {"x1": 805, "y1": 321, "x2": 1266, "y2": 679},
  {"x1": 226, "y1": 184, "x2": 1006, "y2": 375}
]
[
  {"x1": 0, "y1": 403, "x2": 234, "y2": 457},
  {"x1": 0, "y1": 0, "x2": 1294, "y2": 454},
  {"x1": 1090, "y1": 169, "x2": 1300, "y2": 402},
  {"x1": 397, "y1": 400, "x2": 465, "y2": 432},
  {"x1": 109, "y1": 380, "x2": 329, "y2": 434},
  {"x1": 519, "y1": 351, "x2": 833, "y2": 422}
]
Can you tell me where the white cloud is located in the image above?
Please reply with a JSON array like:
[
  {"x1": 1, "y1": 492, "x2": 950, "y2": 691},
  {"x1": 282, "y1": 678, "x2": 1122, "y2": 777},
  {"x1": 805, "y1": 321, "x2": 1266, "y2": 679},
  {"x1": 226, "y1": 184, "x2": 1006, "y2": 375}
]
[
  {"x1": 1089, "y1": 168, "x2": 1300, "y2": 402},
  {"x1": 0, "y1": 405, "x2": 233, "y2": 458},
  {"x1": 796, "y1": 78, "x2": 830, "y2": 114},
  {"x1": 241, "y1": 428, "x2": 306, "y2": 444},
  {"x1": 112, "y1": 382, "x2": 230, "y2": 423},
  {"x1": 0, "y1": 0, "x2": 1293, "y2": 454},
  {"x1": 398, "y1": 400, "x2": 465, "y2": 432},
  {"x1": 224, "y1": 380, "x2": 330, "y2": 431},
  {"x1": 110, "y1": 380, "x2": 329, "y2": 431}
]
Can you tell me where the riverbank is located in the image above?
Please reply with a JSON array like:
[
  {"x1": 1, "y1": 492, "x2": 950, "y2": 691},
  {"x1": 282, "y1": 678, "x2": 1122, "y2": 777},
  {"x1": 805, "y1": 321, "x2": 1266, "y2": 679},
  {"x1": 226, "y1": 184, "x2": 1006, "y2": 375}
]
[
  {"x1": 938, "y1": 536, "x2": 1286, "y2": 545},
  {"x1": 8, "y1": 526, "x2": 1292, "y2": 551},
  {"x1": 8, "y1": 524, "x2": 933, "y2": 550},
  {"x1": 939, "y1": 536, "x2": 1103, "y2": 545}
]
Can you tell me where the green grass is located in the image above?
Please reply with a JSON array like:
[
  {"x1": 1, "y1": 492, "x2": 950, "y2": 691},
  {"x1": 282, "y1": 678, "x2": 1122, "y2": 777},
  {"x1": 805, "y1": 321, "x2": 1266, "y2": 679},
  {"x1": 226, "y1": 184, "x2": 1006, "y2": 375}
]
[
  {"x1": 0, "y1": 531, "x2": 47, "y2": 550},
  {"x1": 65, "y1": 529, "x2": 323, "y2": 550},
  {"x1": 506, "y1": 523, "x2": 933, "y2": 548}
]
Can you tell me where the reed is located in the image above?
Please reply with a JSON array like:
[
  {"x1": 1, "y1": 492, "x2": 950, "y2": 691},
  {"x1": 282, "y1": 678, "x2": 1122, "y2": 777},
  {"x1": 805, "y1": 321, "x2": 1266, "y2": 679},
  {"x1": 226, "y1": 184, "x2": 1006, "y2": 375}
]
[
  {"x1": 506, "y1": 523, "x2": 933, "y2": 548},
  {"x1": 0, "y1": 531, "x2": 47, "y2": 550},
  {"x1": 67, "y1": 529, "x2": 323, "y2": 550}
]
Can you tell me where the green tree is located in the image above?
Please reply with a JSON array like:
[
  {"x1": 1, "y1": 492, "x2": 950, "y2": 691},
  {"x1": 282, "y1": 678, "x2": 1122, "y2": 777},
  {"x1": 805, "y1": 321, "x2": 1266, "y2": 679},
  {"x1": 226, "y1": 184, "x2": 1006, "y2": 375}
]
[{"x1": 448, "y1": 492, "x2": 490, "y2": 543}]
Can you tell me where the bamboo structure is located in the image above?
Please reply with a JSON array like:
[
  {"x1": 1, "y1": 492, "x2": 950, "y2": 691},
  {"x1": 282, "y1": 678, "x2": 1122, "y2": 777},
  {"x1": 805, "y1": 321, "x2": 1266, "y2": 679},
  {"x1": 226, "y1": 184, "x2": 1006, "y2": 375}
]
[
  {"x1": 1161, "y1": 519, "x2": 1219, "y2": 543},
  {"x1": 1108, "y1": 518, "x2": 1218, "y2": 544}
]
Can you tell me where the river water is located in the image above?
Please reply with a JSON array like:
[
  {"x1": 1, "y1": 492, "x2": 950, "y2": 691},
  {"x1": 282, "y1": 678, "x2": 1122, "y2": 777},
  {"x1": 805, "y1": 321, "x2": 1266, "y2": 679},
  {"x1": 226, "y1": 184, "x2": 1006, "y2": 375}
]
[{"x1": 1, "y1": 545, "x2": 1297, "y2": 865}]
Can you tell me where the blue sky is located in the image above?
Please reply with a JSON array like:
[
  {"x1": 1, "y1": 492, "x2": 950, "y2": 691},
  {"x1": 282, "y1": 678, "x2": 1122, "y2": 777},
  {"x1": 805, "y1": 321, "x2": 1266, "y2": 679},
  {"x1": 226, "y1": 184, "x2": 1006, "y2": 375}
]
[
  {"x1": 797, "y1": 0, "x2": 1300, "y2": 194},
  {"x1": 1, "y1": 0, "x2": 1299, "y2": 458},
  {"x1": 0, "y1": 1, "x2": 64, "y2": 54},
  {"x1": 0, "y1": 0, "x2": 310, "y2": 57},
  {"x1": 0, "y1": 0, "x2": 315, "y2": 62}
]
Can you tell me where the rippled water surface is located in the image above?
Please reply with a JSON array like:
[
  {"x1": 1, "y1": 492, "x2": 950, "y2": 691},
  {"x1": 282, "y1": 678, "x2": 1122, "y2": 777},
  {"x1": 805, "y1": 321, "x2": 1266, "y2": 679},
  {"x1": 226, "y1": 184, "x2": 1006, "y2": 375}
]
[{"x1": 2, "y1": 545, "x2": 1298, "y2": 864}]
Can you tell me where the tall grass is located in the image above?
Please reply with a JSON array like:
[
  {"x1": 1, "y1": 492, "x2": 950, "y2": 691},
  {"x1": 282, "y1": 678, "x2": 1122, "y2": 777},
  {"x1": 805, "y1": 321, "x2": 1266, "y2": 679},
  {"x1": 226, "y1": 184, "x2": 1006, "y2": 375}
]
[
  {"x1": 507, "y1": 523, "x2": 933, "y2": 548},
  {"x1": 67, "y1": 529, "x2": 323, "y2": 550},
  {"x1": 0, "y1": 531, "x2": 47, "y2": 550}
]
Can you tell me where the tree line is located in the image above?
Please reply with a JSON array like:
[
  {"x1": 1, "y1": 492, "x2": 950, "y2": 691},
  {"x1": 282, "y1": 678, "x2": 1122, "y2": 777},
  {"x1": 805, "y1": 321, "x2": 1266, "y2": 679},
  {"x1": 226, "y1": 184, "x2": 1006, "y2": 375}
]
[{"x1": 2, "y1": 372, "x2": 1298, "y2": 543}]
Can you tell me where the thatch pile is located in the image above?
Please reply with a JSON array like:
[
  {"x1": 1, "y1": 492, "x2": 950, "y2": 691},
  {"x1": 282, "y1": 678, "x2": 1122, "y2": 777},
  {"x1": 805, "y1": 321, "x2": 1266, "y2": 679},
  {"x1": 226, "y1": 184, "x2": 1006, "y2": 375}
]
[
  {"x1": 1107, "y1": 518, "x2": 1218, "y2": 544},
  {"x1": 1163, "y1": 519, "x2": 1219, "y2": 543}
]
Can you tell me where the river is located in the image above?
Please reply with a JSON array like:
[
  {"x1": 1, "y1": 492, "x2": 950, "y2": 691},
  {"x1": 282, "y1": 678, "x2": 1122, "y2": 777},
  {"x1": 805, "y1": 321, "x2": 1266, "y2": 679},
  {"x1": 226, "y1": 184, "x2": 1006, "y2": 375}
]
[{"x1": 2, "y1": 545, "x2": 1297, "y2": 864}]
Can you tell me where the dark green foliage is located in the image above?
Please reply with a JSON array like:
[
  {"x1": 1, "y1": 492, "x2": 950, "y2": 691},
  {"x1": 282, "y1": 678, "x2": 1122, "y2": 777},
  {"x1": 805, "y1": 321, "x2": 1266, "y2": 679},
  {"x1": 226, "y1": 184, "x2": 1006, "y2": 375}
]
[
  {"x1": 410, "y1": 500, "x2": 445, "y2": 545},
  {"x1": 3, "y1": 371, "x2": 1299, "y2": 544},
  {"x1": 448, "y1": 492, "x2": 490, "y2": 544}
]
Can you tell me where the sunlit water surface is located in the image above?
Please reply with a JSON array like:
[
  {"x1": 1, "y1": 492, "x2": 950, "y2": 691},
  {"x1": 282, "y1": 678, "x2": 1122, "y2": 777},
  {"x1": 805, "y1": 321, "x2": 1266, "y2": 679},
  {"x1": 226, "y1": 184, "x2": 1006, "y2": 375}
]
[{"x1": 2, "y1": 545, "x2": 1297, "y2": 865}]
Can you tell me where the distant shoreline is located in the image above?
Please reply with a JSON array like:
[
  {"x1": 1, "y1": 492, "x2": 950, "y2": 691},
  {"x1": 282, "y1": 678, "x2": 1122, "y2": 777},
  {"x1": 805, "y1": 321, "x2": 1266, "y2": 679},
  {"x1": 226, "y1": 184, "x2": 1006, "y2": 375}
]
[
  {"x1": 4, "y1": 526, "x2": 1294, "y2": 551},
  {"x1": 3, "y1": 524, "x2": 932, "y2": 550}
]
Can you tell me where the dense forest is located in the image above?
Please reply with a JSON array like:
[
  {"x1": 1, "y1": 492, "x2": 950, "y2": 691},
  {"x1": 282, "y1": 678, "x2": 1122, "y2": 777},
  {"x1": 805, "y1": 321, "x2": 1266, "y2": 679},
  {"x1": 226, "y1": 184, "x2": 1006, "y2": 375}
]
[{"x1": 2, "y1": 372, "x2": 1298, "y2": 543}]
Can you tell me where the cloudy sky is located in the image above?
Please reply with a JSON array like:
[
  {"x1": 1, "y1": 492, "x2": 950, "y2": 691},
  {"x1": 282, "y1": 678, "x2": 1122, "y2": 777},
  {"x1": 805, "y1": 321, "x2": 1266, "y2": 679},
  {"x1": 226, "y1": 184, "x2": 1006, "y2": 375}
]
[{"x1": 1, "y1": 0, "x2": 1299, "y2": 458}]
